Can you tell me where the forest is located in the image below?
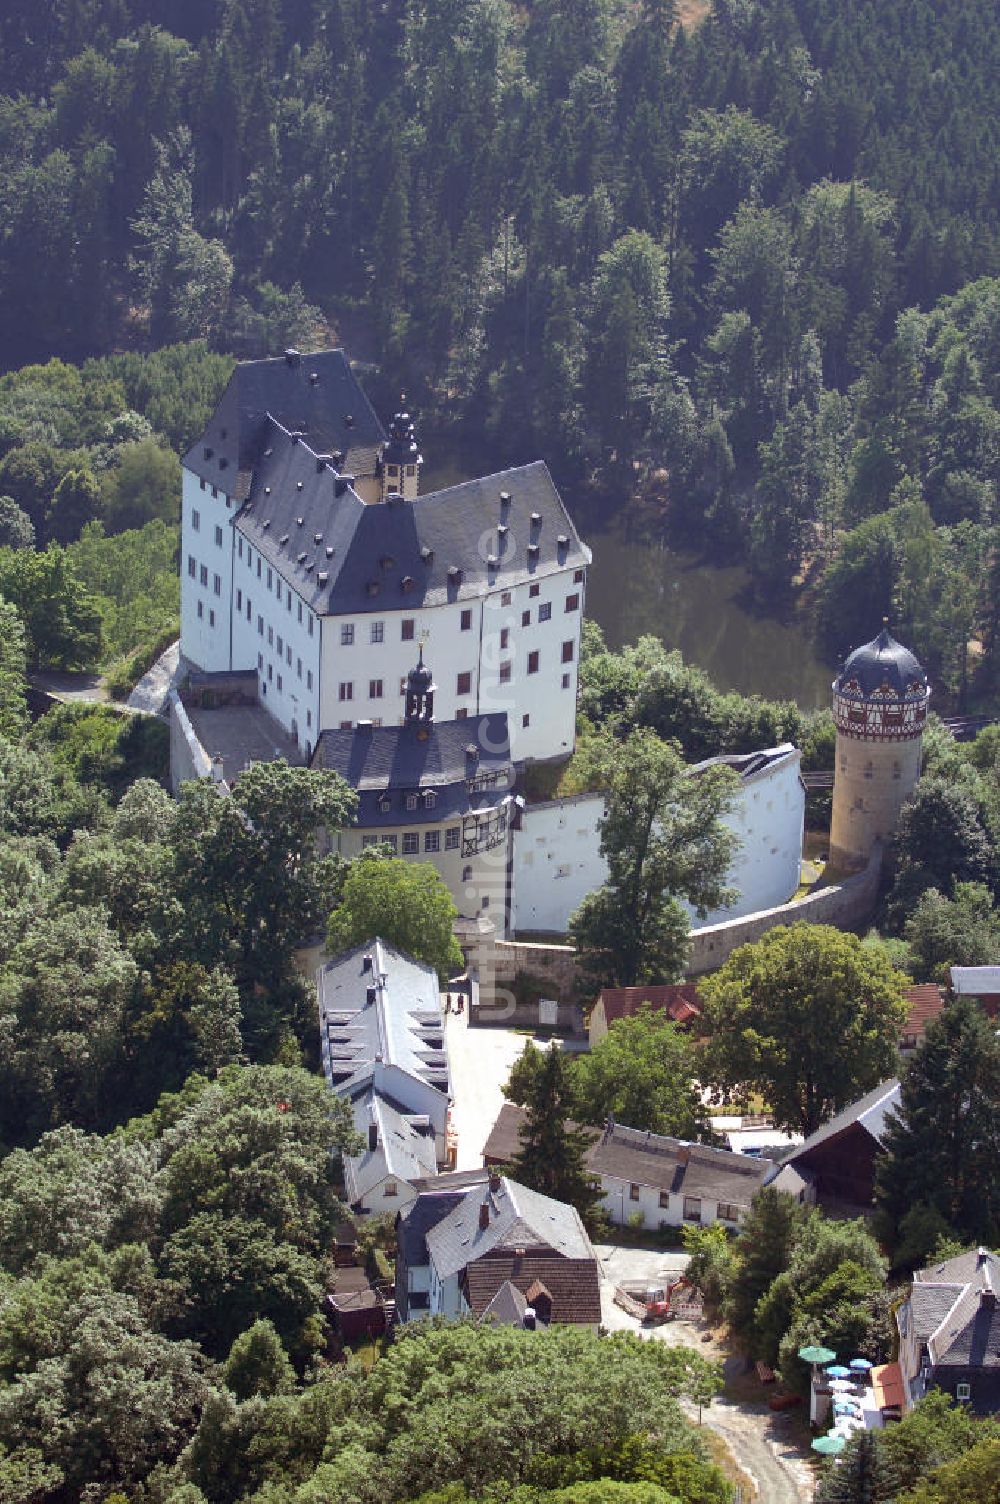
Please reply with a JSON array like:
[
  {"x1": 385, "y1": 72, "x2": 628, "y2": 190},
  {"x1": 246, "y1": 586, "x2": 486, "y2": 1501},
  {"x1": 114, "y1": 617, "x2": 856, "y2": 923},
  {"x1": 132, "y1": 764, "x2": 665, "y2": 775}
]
[{"x1": 1, "y1": 0, "x2": 1000, "y2": 702}]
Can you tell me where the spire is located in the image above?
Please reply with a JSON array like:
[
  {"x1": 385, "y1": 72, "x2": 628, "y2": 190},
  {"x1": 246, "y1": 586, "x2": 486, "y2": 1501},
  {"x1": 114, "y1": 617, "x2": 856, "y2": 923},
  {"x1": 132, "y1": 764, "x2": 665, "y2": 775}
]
[
  {"x1": 381, "y1": 395, "x2": 422, "y2": 501},
  {"x1": 404, "y1": 646, "x2": 435, "y2": 724}
]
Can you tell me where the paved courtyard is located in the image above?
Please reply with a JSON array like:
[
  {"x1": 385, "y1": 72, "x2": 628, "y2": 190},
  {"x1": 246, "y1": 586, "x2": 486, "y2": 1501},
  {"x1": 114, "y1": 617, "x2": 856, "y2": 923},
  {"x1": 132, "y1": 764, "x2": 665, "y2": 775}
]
[{"x1": 444, "y1": 1006, "x2": 537, "y2": 1169}]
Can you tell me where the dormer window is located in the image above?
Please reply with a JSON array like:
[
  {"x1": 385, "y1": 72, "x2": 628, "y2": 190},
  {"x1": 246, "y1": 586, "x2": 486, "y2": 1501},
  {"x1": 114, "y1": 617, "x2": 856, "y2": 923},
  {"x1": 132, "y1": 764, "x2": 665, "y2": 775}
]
[
  {"x1": 406, "y1": 793, "x2": 419, "y2": 811},
  {"x1": 378, "y1": 795, "x2": 391, "y2": 814},
  {"x1": 424, "y1": 791, "x2": 436, "y2": 809}
]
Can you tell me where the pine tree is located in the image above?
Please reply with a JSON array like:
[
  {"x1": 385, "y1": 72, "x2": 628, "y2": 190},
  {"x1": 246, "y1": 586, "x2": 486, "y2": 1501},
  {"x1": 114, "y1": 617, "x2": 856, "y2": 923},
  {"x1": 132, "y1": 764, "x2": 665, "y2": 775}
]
[
  {"x1": 815, "y1": 1429, "x2": 900, "y2": 1504},
  {"x1": 508, "y1": 1044, "x2": 601, "y2": 1224},
  {"x1": 875, "y1": 996, "x2": 1000, "y2": 1257}
]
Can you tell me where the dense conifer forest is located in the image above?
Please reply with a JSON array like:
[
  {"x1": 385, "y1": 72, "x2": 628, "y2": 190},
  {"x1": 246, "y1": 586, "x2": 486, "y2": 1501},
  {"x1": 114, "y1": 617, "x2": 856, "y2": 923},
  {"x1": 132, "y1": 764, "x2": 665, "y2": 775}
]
[{"x1": 2, "y1": 0, "x2": 1000, "y2": 698}]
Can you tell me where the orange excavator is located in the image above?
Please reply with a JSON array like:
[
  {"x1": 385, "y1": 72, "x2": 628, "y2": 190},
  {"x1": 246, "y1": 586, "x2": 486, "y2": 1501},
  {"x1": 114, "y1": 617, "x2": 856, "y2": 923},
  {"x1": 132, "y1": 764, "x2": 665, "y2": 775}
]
[{"x1": 643, "y1": 1277, "x2": 693, "y2": 1323}]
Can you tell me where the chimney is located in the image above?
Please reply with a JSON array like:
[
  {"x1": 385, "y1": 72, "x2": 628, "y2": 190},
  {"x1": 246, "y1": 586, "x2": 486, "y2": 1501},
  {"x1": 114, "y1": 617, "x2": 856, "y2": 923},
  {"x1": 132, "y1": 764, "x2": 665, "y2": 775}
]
[
  {"x1": 479, "y1": 1200, "x2": 490, "y2": 1231},
  {"x1": 362, "y1": 953, "x2": 373, "y2": 971},
  {"x1": 368, "y1": 1123, "x2": 378, "y2": 1152},
  {"x1": 316, "y1": 454, "x2": 332, "y2": 472},
  {"x1": 210, "y1": 754, "x2": 225, "y2": 784},
  {"x1": 489, "y1": 1172, "x2": 501, "y2": 1193},
  {"x1": 523, "y1": 1308, "x2": 536, "y2": 1331},
  {"x1": 366, "y1": 984, "x2": 377, "y2": 1005},
  {"x1": 981, "y1": 1263, "x2": 996, "y2": 1309}
]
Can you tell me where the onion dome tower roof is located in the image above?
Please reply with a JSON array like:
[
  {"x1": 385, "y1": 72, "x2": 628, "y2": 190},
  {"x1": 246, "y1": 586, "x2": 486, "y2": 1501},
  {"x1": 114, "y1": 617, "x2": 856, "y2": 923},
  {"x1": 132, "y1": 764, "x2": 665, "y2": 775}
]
[
  {"x1": 407, "y1": 645, "x2": 433, "y2": 694},
  {"x1": 834, "y1": 625, "x2": 928, "y2": 702}
]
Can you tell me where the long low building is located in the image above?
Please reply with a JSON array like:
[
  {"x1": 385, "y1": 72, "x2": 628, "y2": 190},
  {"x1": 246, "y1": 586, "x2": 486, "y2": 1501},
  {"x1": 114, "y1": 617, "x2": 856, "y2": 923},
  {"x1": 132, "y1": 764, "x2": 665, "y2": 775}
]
[
  {"x1": 483, "y1": 1103, "x2": 775, "y2": 1231},
  {"x1": 317, "y1": 937, "x2": 453, "y2": 1215}
]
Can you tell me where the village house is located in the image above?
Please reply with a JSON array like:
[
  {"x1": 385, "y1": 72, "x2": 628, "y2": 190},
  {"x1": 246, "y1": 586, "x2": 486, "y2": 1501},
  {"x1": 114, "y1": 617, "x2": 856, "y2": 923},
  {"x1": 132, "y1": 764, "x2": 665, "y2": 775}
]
[
  {"x1": 949, "y1": 966, "x2": 1000, "y2": 1018},
  {"x1": 896, "y1": 1246, "x2": 1000, "y2": 1415},
  {"x1": 317, "y1": 937, "x2": 453, "y2": 1215},
  {"x1": 394, "y1": 1172, "x2": 601, "y2": 1326},
  {"x1": 483, "y1": 1104, "x2": 775, "y2": 1231},
  {"x1": 587, "y1": 982, "x2": 702, "y2": 1048}
]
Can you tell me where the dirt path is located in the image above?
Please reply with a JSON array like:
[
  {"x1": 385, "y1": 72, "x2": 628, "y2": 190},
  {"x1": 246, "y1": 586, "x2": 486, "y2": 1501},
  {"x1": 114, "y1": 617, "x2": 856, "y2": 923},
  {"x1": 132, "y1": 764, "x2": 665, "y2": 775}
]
[{"x1": 688, "y1": 1389, "x2": 814, "y2": 1504}]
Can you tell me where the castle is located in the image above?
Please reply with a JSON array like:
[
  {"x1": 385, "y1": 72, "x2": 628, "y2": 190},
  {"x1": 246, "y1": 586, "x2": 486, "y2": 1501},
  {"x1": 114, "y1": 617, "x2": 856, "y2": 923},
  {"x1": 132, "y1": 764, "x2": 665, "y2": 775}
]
[{"x1": 179, "y1": 348, "x2": 589, "y2": 768}]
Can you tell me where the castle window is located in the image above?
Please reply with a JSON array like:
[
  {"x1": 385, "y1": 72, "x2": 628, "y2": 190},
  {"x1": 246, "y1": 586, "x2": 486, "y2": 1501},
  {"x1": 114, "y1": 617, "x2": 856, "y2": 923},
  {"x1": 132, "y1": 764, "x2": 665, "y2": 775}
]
[
  {"x1": 297, "y1": 658, "x2": 302, "y2": 678},
  {"x1": 246, "y1": 598, "x2": 251, "y2": 621},
  {"x1": 199, "y1": 564, "x2": 208, "y2": 586},
  {"x1": 188, "y1": 556, "x2": 196, "y2": 578},
  {"x1": 213, "y1": 574, "x2": 221, "y2": 596},
  {"x1": 267, "y1": 663, "x2": 273, "y2": 681},
  {"x1": 562, "y1": 640, "x2": 574, "y2": 663},
  {"x1": 339, "y1": 682, "x2": 353, "y2": 701},
  {"x1": 286, "y1": 645, "x2": 292, "y2": 665},
  {"x1": 457, "y1": 671, "x2": 471, "y2": 695},
  {"x1": 529, "y1": 583, "x2": 539, "y2": 598},
  {"x1": 268, "y1": 626, "x2": 273, "y2": 646},
  {"x1": 267, "y1": 568, "x2": 273, "y2": 588},
  {"x1": 214, "y1": 524, "x2": 223, "y2": 547},
  {"x1": 539, "y1": 602, "x2": 552, "y2": 622},
  {"x1": 258, "y1": 653, "x2": 263, "y2": 670},
  {"x1": 298, "y1": 601, "x2": 303, "y2": 623},
  {"x1": 197, "y1": 600, "x2": 203, "y2": 619},
  {"x1": 424, "y1": 830, "x2": 440, "y2": 853},
  {"x1": 562, "y1": 673, "x2": 571, "y2": 689},
  {"x1": 499, "y1": 661, "x2": 512, "y2": 684},
  {"x1": 522, "y1": 713, "x2": 530, "y2": 727},
  {"x1": 276, "y1": 635, "x2": 283, "y2": 655},
  {"x1": 237, "y1": 589, "x2": 242, "y2": 610},
  {"x1": 565, "y1": 593, "x2": 580, "y2": 612},
  {"x1": 307, "y1": 670, "x2": 313, "y2": 690},
  {"x1": 574, "y1": 569, "x2": 584, "y2": 583},
  {"x1": 192, "y1": 509, "x2": 200, "y2": 532},
  {"x1": 371, "y1": 620, "x2": 384, "y2": 643},
  {"x1": 370, "y1": 679, "x2": 383, "y2": 699},
  {"x1": 257, "y1": 615, "x2": 264, "y2": 640},
  {"x1": 522, "y1": 609, "x2": 531, "y2": 627},
  {"x1": 528, "y1": 650, "x2": 540, "y2": 674},
  {"x1": 461, "y1": 609, "x2": 472, "y2": 630},
  {"x1": 257, "y1": 558, "x2": 261, "y2": 577},
  {"x1": 446, "y1": 827, "x2": 460, "y2": 849},
  {"x1": 402, "y1": 618, "x2": 415, "y2": 640},
  {"x1": 402, "y1": 833, "x2": 419, "y2": 855},
  {"x1": 501, "y1": 591, "x2": 512, "y2": 606},
  {"x1": 209, "y1": 609, "x2": 215, "y2": 627},
  {"x1": 308, "y1": 615, "x2": 314, "y2": 636},
  {"x1": 277, "y1": 674, "x2": 282, "y2": 691},
  {"x1": 238, "y1": 538, "x2": 243, "y2": 558},
  {"x1": 341, "y1": 623, "x2": 354, "y2": 645}
]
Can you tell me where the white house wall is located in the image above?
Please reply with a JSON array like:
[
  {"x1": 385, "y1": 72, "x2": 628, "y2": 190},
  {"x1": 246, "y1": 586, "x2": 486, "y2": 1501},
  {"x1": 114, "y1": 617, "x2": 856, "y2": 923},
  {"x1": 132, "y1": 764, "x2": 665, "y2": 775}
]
[
  {"x1": 510, "y1": 749, "x2": 804, "y2": 937},
  {"x1": 179, "y1": 468, "x2": 236, "y2": 673},
  {"x1": 598, "y1": 1173, "x2": 744, "y2": 1232},
  {"x1": 511, "y1": 794, "x2": 607, "y2": 934},
  {"x1": 317, "y1": 568, "x2": 584, "y2": 764}
]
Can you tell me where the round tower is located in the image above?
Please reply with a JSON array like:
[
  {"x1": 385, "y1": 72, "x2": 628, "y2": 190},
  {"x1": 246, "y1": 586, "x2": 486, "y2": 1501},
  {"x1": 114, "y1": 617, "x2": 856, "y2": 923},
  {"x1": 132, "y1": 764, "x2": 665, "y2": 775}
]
[
  {"x1": 829, "y1": 623, "x2": 930, "y2": 869},
  {"x1": 381, "y1": 402, "x2": 422, "y2": 502}
]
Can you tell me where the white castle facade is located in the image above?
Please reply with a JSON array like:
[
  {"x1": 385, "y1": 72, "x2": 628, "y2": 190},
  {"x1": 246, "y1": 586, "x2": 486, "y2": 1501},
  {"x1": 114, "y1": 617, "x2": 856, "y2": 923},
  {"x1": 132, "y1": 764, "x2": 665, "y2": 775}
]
[{"x1": 179, "y1": 349, "x2": 588, "y2": 766}]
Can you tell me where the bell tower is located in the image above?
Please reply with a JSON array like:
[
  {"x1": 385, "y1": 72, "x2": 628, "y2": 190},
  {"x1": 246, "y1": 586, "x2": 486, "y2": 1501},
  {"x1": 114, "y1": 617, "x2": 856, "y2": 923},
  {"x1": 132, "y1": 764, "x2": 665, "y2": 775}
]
[
  {"x1": 829, "y1": 623, "x2": 930, "y2": 870},
  {"x1": 404, "y1": 647, "x2": 435, "y2": 725},
  {"x1": 381, "y1": 402, "x2": 422, "y2": 502}
]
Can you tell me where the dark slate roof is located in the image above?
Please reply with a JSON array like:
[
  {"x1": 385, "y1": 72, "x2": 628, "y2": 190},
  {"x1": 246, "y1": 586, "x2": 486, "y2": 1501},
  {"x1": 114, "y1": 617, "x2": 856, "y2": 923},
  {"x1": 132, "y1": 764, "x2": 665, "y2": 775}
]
[
  {"x1": 343, "y1": 1088, "x2": 438, "y2": 1204},
  {"x1": 312, "y1": 713, "x2": 513, "y2": 825},
  {"x1": 465, "y1": 1253, "x2": 602, "y2": 1325},
  {"x1": 834, "y1": 627, "x2": 928, "y2": 702},
  {"x1": 233, "y1": 425, "x2": 588, "y2": 616},
  {"x1": 483, "y1": 1105, "x2": 770, "y2": 1208},
  {"x1": 910, "y1": 1282, "x2": 968, "y2": 1345},
  {"x1": 774, "y1": 1080, "x2": 900, "y2": 1169},
  {"x1": 397, "y1": 1189, "x2": 467, "y2": 1268},
  {"x1": 183, "y1": 349, "x2": 385, "y2": 485}
]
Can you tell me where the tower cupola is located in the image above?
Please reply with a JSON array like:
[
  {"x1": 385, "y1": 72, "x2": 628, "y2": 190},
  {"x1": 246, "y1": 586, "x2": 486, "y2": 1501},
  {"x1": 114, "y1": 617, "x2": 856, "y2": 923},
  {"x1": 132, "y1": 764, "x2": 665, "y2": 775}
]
[
  {"x1": 381, "y1": 400, "x2": 422, "y2": 501},
  {"x1": 404, "y1": 646, "x2": 435, "y2": 725},
  {"x1": 829, "y1": 622, "x2": 930, "y2": 870}
]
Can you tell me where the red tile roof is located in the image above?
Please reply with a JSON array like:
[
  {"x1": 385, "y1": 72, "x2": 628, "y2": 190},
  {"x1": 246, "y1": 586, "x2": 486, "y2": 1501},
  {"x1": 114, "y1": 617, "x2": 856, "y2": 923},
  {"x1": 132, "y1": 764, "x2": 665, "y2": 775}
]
[
  {"x1": 902, "y1": 983, "x2": 945, "y2": 1043},
  {"x1": 595, "y1": 983, "x2": 702, "y2": 1029}
]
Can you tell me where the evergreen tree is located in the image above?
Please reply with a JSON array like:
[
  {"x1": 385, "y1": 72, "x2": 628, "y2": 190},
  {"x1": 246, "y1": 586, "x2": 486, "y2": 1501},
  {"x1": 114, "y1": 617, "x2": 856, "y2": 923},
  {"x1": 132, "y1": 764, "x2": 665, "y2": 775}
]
[
  {"x1": 508, "y1": 1043, "x2": 601, "y2": 1223},
  {"x1": 815, "y1": 1428, "x2": 900, "y2": 1504},
  {"x1": 875, "y1": 996, "x2": 1000, "y2": 1257}
]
